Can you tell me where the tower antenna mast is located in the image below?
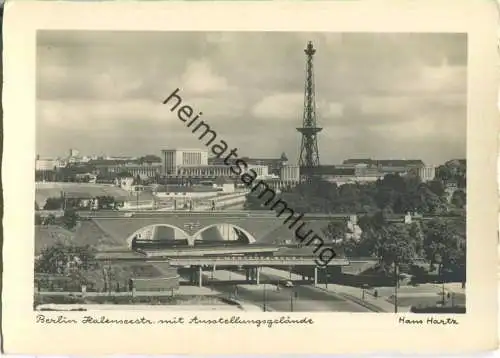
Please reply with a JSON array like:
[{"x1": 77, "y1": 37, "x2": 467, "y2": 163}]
[{"x1": 297, "y1": 41, "x2": 322, "y2": 181}]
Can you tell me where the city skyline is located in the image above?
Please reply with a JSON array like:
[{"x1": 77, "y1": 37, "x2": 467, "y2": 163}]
[{"x1": 37, "y1": 31, "x2": 467, "y2": 165}]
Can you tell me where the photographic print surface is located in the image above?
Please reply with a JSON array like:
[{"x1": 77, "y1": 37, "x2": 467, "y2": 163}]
[
  {"x1": 34, "y1": 30, "x2": 468, "y2": 314},
  {"x1": 3, "y1": 1, "x2": 498, "y2": 355}
]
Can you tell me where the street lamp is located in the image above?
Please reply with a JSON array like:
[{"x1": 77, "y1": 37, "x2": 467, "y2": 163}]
[
  {"x1": 434, "y1": 253, "x2": 445, "y2": 305},
  {"x1": 362, "y1": 284, "x2": 369, "y2": 300},
  {"x1": 394, "y1": 260, "x2": 399, "y2": 313},
  {"x1": 263, "y1": 282, "x2": 267, "y2": 312}
]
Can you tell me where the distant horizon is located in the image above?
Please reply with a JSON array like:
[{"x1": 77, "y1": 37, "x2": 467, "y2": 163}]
[
  {"x1": 35, "y1": 149, "x2": 464, "y2": 167},
  {"x1": 37, "y1": 31, "x2": 467, "y2": 165}
]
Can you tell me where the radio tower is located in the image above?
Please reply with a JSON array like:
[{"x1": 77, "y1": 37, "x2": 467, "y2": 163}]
[{"x1": 297, "y1": 41, "x2": 322, "y2": 180}]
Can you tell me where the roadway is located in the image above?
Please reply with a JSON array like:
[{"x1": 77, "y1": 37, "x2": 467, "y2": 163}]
[
  {"x1": 198, "y1": 270, "x2": 371, "y2": 312},
  {"x1": 255, "y1": 270, "x2": 370, "y2": 312},
  {"x1": 239, "y1": 284, "x2": 370, "y2": 312}
]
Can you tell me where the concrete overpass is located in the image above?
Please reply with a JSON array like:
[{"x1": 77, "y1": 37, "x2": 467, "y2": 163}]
[
  {"x1": 161, "y1": 256, "x2": 349, "y2": 266},
  {"x1": 96, "y1": 252, "x2": 350, "y2": 287},
  {"x1": 97, "y1": 253, "x2": 349, "y2": 266}
]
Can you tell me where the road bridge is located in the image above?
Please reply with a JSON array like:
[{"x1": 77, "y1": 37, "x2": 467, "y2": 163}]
[
  {"x1": 96, "y1": 252, "x2": 347, "y2": 266},
  {"x1": 75, "y1": 210, "x2": 421, "y2": 250},
  {"x1": 140, "y1": 246, "x2": 280, "y2": 257},
  {"x1": 161, "y1": 256, "x2": 349, "y2": 267},
  {"x1": 97, "y1": 253, "x2": 349, "y2": 287}
]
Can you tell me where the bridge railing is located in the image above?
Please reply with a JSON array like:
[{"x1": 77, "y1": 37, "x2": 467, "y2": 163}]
[{"x1": 170, "y1": 255, "x2": 341, "y2": 262}]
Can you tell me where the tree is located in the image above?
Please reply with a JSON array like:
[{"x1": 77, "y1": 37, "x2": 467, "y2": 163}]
[
  {"x1": 322, "y1": 221, "x2": 348, "y2": 242},
  {"x1": 138, "y1": 155, "x2": 162, "y2": 164},
  {"x1": 408, "y1": 222, "x2": 425, "y2": 257},
  {"x1": 43, "y1": 197, "x2": 63, "y2": 210},
  {"x1": 43, "y1": 214, "x2": 56, "y2": 226},
  {"x1": 35, "y1": 243, "x2": 70, "y2": 274},
  {"x1": 358, "y1": 211, "x2": 386, "y2": 232},
  {"x1": 436, "y1": 161, "x2": 467, "y2": 189},
  {"x1": 435, "y1": 165, "x2": 453, "y2": 182},
  {"x1": 451, "y1": 190, "x2": 466, "y2": 209},
  {"x1": 35, "y1": 243, "x2": 98, "y2": 276},
  {"x1": 375, "y1": 223, "x2": 417, "y2": 271},
  {"x1": 427, "y1": 180, "x2": 445, "y2": 197},
  {"x1": 422, "y1": 218, "x2": 466, "y2": 273},
  {"x1": 62, "y1": 209, "x2": 79, "y2": 230}
]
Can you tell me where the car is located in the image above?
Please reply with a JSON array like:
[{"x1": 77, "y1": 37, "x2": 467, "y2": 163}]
[{"x1": 284, "y1": 280, "x2": 294, "y2": 288}]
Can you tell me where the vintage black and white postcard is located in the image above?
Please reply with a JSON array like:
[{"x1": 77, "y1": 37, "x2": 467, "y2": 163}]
[{"x1": 2, "y1": 0, "x2": 498, "y2": 355}]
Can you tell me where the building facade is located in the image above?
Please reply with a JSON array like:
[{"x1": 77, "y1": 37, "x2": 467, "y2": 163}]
[
  {"x1": 92, "y1": 161, "x2": 162, "y2": 178},
  {"x1": 418, "y1": 165, "x2": 436, "y2": 182},
  {"x1": 176, "y1": 164, "x2": 268, "y2": 179},
  {"x1": 208, "y1": 153, "x2": 287, "y2": 176},
  {"x1": 35, "y1": 158, "x2": 58, "y2": 171},
  {"x1": 161, "y1": 149, "x2": 209, "y2": 175},
  {"x1": 280, "y1": 164, "x2": 301, "y2": 182}
]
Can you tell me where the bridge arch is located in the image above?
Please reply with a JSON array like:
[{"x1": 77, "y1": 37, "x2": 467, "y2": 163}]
[
  {"x1": 191, "y1": 223, "x2": 257, "y2": 245},
  {"x1": 126, "y1": 224, "x2": 191, "y2": 249}
]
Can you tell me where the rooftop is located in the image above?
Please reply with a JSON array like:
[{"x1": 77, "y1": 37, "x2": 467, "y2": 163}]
[
  {"x1": 35, "y1": 182, "x2": 130, "y2": 208},
  {"x1": 312, "y1": 166, "x2": 356, "y2": 176},
  {"x1": 343, "y1": 159, "x2": 425, "y2": 167},
  {"x1": 161, "y1": 148, "x2": 208, "y2": 153},
  {"x1": 154, "y1": 184, "x2": 219, "y2": 193}
]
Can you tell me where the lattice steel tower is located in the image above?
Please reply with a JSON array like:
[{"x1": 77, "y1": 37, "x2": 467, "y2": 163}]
[{"x1": 297, "y1": 41, "x2": 322, "y2": 179}]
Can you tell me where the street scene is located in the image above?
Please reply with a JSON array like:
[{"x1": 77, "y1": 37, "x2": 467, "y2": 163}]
[{"x1": 34, "y1": 31, "x2": 467, "y2": 313}]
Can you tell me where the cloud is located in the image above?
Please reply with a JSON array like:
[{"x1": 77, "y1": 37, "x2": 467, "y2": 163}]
[
  {"x1": 181, "y1": 59, "x2": 231, "y2": 95},
  {"x1": 251, "y1": 93, "x2": 303, "y2": 120},
  {"x1": 38, "y1": 99, "x2": 168, "y2": 129}
]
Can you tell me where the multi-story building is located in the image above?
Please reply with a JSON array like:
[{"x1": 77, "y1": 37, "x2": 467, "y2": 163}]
[
  {"x1": 249, "y1": 164, "x2": 269, "y2": 178},
  {"x1": 177, "y1": 164, "x2": 233, "y2": 178},
  {"x1": 69, "y1": 148, "x2": 80, "y2": 158},
  {"x1": 35, "y1": 157, "x2": 58, "y2": 171},
  {"x1": 176, "y1": 164, "x2": 268, "y2": 179},
  {"x1": 342, "y1": 159, "x2": 425, "y2": 176},
  {"x1": 280, "y1": 164, "x2": 300, "y2": 182},
  {"x1": 91, "y1": 160, "x2": 162, "y2": 178},
  {"x1": 343, "y1": 159, "x2": 425, "y2": 168},
  {"x1": 208, "y1": 152, "x2": 288, "y2": 176},
  {"x1": 418, "y1": 165, "x2": 436, "y2": 182},
  {"x1": 161, "y1": 149, "x2": 208, "y2": 175},
  {"x1": 115, "y1": 177, "x2": 135, "y2": 191},
  {"x1": 352, "y1": 163, "x2": 383, "y2": 177}
]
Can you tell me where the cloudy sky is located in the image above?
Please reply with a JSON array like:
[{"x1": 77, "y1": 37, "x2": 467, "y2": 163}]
[{"x1": 36, "y1": 31, "x2": 467, "y2": 165}]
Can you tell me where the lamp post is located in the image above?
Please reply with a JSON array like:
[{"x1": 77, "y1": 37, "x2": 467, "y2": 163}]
[
  {"x1": 394, "y1": 261, "x2": 399, "y2": 313},
  {"x1": 290, "y1": 288, "x2": 294, "y2": 312},
  {"x1": 263, "y1": 282, "x2": 267, "y2": 312},
  {"x1": 434, "y1": 253, "x2": 445, "y2": 305},
  {"x1": 362, "y1": 284, "x2": 369, "y2": 300}
]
